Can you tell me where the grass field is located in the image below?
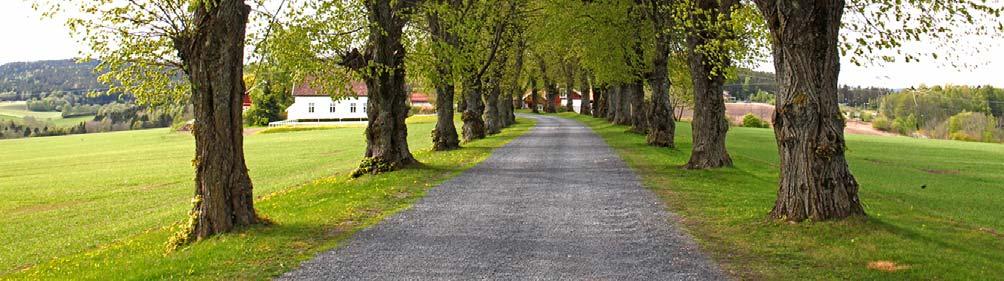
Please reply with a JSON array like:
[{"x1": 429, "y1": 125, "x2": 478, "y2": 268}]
[
  {"x1": 558, "y1": 112, "x2": 1004, "y2": 280},
  {"x1": 0, "y1": 101, "x2": 93, "y2": 127},
  {"x1": 1, "y1": 116, "x2": 534, "y2": 279}
]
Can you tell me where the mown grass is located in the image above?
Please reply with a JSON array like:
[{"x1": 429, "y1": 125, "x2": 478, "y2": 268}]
[
  {"x1": 556, "y1": 112, "x2": 1004, "y2": 280},
  {"x1": 0, "y1": 101, "x2": 93, "y2": 128},
  {"x1": 2, "y1": 115, "x2": 533, "y2": 280}
]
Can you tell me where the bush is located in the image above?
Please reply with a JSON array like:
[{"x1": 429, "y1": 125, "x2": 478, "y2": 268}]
[
  {"x1": 742, "y1": 113, "x2": 770, "y2": 128},
  {"x1": 872, "y1": 116, "x2": 892, "y2": 131},
  {"x1": 891, "y1": 114, "x2": 918, "y2": 135},
  {"x1": 243, "y1": 105, "x2": 272, "y2": 127},
  {"x1": 859, "y1": 111, "x2": 874, "y2": 122},
  {"x1": 946, "y1": 112, "x2": 1002, "y2": 142}
]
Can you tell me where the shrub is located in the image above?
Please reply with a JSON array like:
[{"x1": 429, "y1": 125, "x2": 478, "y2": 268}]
[
  {"x1": 742, "y1": 113, "x2": 770, "y2": 128},
  {"x1": 946, "y1": 112, "x2": 1002, "y2": 143},
  {"x1": 872, "y1": 116, "x2": 892, "y2": 131}
]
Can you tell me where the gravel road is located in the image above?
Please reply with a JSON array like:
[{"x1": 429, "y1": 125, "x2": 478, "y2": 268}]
[{"x1": 280, "y1": 114, "x2": 726, "y2": 280}]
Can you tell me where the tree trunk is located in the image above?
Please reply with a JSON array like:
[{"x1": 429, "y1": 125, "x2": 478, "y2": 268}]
[
  {"x1": 461, "y1": 76, "x2": 486, "y2": 141},
  {"x1": 484, "y1": 77, "x2": 502, "y2": 135},
  {"x1": 608, "y1": 85, "x2": 621, "y2": 123},
  {"x1": 646, "y1": 35, "x2": 675, "y2": 147},
  {"x1": 427, "y1": 9, "x2": 460, "y2": 151},
  {"x1": 544, "y1": 81, "x2": 558, "y2": 113},
  {"x1": 432, "y1": 84, "x2": 460, "y2": 151},
  {"x1": 352, "y1": 0, "x2": 417, "y2": 177},
  {"x1": 579, "y1": 70, "x2": 592, "y2": 116},
  {"x1": 592, "y1": 84, "x2": 604, "y2": 118},
  {"x1": 755, "y1": 0, "x2": 865, "y2": 221},
  {"x1": 684, "y1": 0, "x2": 737, "y2": 169},
  {"x1": 564, "y1": 62, "x2": 576, "y2": 112},
  {"x1": 172, "y1": 0, "x2": 258, "y2": 243},
  {"x1": 530, "y1": 76, "x2": 540, "y2": 113},
  {"x1": 628, "y1": 80, "x2": 647, "y2": 132}
]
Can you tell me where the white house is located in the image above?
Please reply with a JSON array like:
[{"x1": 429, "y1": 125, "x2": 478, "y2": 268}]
[{"x1": 285, "y1": 81, "x2": 432, "y2": 122}]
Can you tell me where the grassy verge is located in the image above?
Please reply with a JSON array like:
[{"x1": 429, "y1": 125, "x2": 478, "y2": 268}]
[
  {"x1": 555, "y1": 112, "x2": 1003, "y2": 280},
  {"x1": 3, "y1": 116, "x2": 534, "y2": 280}
]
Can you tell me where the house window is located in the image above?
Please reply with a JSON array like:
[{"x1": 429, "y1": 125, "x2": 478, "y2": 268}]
[
  {"x1": 308, "y1": 102, "x2": 315, "y2": 113},
  {"x1": 329, "y1": 103, "x2": 336, "y2": 113},
  {"x1": 350, "y1": 103, "x2": 357, "y2": 113},
  {"x1": 362, "y1": 102, "x2": 367, "y2": 113}
]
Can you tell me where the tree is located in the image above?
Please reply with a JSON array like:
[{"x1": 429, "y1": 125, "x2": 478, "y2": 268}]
[
  {"x1": 424, "y1": 0, "x2": 462, "y2": 151},
  {"x1": 346, "y1": 0, "x2": 421, "y2": 177},
  {"x1": 753, "y1": 0, "x2": 1003, "y2": 221},
  {"x1": 39, "y1": 0, "x2": 263, "y2": 244},
  {"x1": 682, "y1": 0, "x2": 739, "y2": 168},
  {"x1": 641, "y1": 0, "x2": 677, "y2": 147}
]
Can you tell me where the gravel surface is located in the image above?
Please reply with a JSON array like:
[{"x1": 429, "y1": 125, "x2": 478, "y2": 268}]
[{"x1": 280, "y1": 114, "x2": 726, "y2": 280}]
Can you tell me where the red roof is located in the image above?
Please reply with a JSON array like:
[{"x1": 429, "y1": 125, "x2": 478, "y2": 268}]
[
  {"x1": 293, "y1": 80, "x2": 368, "y2": 97},
  {"x1": 242, "y1": 94, "x2": 252, "y2": 107},
  {"x1": 410, "y1": 93, "x2": 430, "y2": 103},
  {"x1": 292, "y1": 80, "x2": 431, "y2": 103}
]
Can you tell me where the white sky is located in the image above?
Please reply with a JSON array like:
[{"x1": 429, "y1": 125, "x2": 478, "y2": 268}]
[{"x1": 0, "y1": 0, "x2": 1001, "y2": 88}]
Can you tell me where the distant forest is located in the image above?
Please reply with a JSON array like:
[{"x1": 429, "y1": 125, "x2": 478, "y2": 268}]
[
  {"x1": 0, "y1": 59, "x2": 187, "y2": 139},
  {"x1": 724, "y1": 69, "x2": 894, "y2": 108},
  {"x1": 0, "y1": 59, "x2": 107, "y2": 95}
]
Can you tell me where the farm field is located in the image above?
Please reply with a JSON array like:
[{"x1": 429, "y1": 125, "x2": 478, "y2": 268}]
[
  {"x1": 560, "y1": 112, "x2": 1004, "y2": 280},
  {"x1": 1, "y1": 115, "x2": 533, "y2": 279},
  {"x1": 0, "y1": 101, "x2": 93, "y2": 127}
]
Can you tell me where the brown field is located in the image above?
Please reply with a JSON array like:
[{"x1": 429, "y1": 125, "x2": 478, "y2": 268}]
[{"x1": 676, "y1": 102, "x2": 893, "y2": 137}]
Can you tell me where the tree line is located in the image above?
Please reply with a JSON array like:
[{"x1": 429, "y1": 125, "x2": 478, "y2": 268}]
[
  {"x1": 873, "y1": 85, "x2": 1004, "y2": 142},
  {"x1": 34, "y1": 0, "x2": 1003, "y2": 246}
]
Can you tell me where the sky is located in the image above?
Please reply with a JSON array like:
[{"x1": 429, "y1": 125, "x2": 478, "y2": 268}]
[{"x1": 0, "y1": 1, "x2": 1001, "y2": 88}]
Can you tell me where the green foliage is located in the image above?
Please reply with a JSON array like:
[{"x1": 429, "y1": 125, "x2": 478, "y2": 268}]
[
  {"x1": 0, "y1": 59, "x2": 105, "y2": 94},
  {"x1": 741, "y1": 113, "x2": 769, "y2": 128},
  {"x1": 749, "y1": 90, "x2": 774, "y2": 105},
  {"x1": 842, "y1": 0, "x2": 1004, "y2": 67},
  {"x1": 875, "y1": 85, "x2": 1004, "y2": 139},
  {"x1": 946, "y1": 111, "x2": 1002, "y2": 143},
  {"x1": 243, "y1": 76, "x2": 293, "y2": 127},
  {"x1": 871, "y1": 116, "x2": 893, "y2": 131}
]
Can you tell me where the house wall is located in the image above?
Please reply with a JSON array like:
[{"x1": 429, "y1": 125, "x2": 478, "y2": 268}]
[{"x1": 286, "y1": 96, "x2": 369, "y2": 120}]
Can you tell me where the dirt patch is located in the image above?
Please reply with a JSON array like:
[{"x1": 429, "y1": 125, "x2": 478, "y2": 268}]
[
  {"x1": 325, "y1": 221, "x2": 359, "y2": 239},
  {"x1": 922, "y1": 169, "x2": 960, "y2": 175},
  {"x1": 244, "y1": 127, "x2": 265, "y2": 136},
  {"x1": 845, "y1": 120, "x2": 898, "y2": 137},
  {"x1": 863, "y1": 158, "x2": 887, "y2": 164},
  {"x1": 979, "y1": 227, "x2": 1004, "y2": 238},
  {"x1": 678, "y1": 103, "x2": 897, "y2": 137},
  {"x1": 867, "y1": 260, "x2": 910, "y2": 272}
]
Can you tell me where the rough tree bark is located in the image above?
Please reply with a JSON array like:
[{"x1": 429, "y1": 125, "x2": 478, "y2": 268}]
[
  {"x1": 172, "y1": 0, "x2": 258, "y2": 243},
  {"x1": 628, "y1": 80, "x2": 647, "y2": 133},
  {"x1": 350, "y1": 0, "x2": 418, "y2": 177},
  {"x1": 607, "y1": 85, "x2": 621, "y2": 123},
  {"x1": 755, "y1": 0, "x2": 865, "y2": 221},
  {"x1": 461, "y1": 76, "x2": 486, "y2": 141},
  {"x1": 484, "y1": 75, "x2": 503, "y2": 135},
  {"x1": 685, "y1": 0, "x2": 738, "y2": 168},
  {"x1": 426, "y1": 7, "x2": 460, "y2": 151},
  {"x1": 646, "y1": 37, "x2": 675, "y2": 147}
]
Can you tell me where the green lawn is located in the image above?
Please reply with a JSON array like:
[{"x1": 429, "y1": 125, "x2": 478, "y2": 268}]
[
  {"x1": 0, "y1": 101, "x2": 93, "y2": 128},
  {"x1": 557, "y1": 112, "x2": 1004, "y2": 280},
  {"x1": 1, "y1": 116, "x2": 534, "y2": 279}
]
